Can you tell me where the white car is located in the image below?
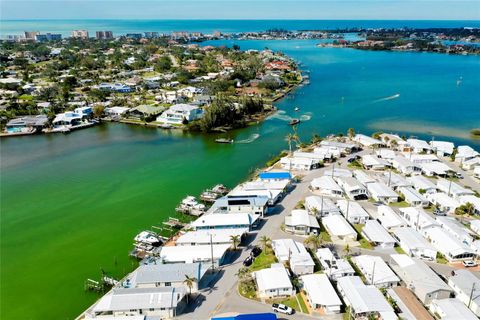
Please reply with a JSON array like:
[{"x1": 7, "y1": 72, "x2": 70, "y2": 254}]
[
  {"x1": 463, "y1": 260, "x2": 478, "y2": 267},
  {"x1": 272, "y1": 303, "x2": 294, "y2": 315}
]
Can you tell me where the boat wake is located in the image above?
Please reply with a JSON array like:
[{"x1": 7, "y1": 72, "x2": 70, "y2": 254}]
[
  {"x1": 300, "y1": 112, "x2": 313, "y2": 121},
  {"x1": 373, "y1": 93, "x2": 400, "y2": 103},
  {"x1": 235, "y1": 133, "x2": 260, "y2": 144},
  {"x1": 268, "y1": 110, "x2": 313, "y2": 122}
]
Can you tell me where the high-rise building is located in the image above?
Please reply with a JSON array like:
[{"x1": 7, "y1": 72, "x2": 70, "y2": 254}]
[
  {"x1": 144, "y1": 32, "x2": 159, "y2": 39},
  {"x1": 71, "y1": 30, "x2": 89, "y2": 39},
  {"x1": 95, "y1": 31, "x2": 114, "y2": 40},
  {"x1": 24, "y1": 31, "x2": 40, "y2": 40}
]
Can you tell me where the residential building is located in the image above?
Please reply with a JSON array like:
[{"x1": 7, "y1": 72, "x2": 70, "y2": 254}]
[
  {"x1": 310, "y1": 176, "x2": 344, "y2": 197},
  {"x1": 426, "y1": 193, "x2": 460, "y2": 214},
  {"x1": 315, "y1": 248, "x2": 355, "y2": 281},
  {"x1": 375, "y1": 148, "x2": 396, "y2": 160},
  {"x1": 455, "y1": 146, "x2": 479, "y2": 163},
  {"x1": 352, "y1": 134, "x2": 384, "y2": 148},
  {"x1": 253, "y1": 263, "x2": 294, "y2": 299},
  {"x1": 96, "y1": 30, "x2": 113, "y2": 39},
  {"x1": 304, "y1": 196, "x2": 340, "y2": 217},
  {"x1": 156, "y1": 104, "x2": 203, "y2": 124},
  {"x1": 301, "y1": 274, "x2": 342, "y2": 314},
  {"x1": 361, "y1": 154, "x2": 390, "y2": 170},
  {"x1": 430, "y1": 141, "x2": 455, "y2": 157},
  {"x1": 407, "y1": 138, "x2": 432, "y2": 154},
  {"x1": 430, "y1": 298, "x2": 478, "y2": 320},
  {"x1": 407, "y1": 175, "x2": 437, "y2": 194},
  {"x1": 447, "y1": 269, "x2": 480, "y2": 317},
  {"x1": 387, "y1": 286, "x2": 434, "y2": 320},
  {"x1": 337, "y1": 200, "x2": 370, "y2": 224},
  {"x1": 421, "y1": 162, "x2": 453, "y2": 177},
  {"x1": 284, "y1": 209, "x2": 320, "y2": 236},
  {"x1": 398, "y1": 207, "x2": 438, "y2": 231},
  {"x1": 5, "y1": 115, "x2": 48, "y2": 133},
  {"x1": 156, "y1": 244, "x2": 230, "y2": 267},
  {"x1": 280, "y1": 156, "x2": 320, "y2": 171},
  {"x1": 175, "y1": 228, "x2": 246, "y2": 247},
  {"x1": 271, "y1": 239, "x2": 315, "y2": 275},
  {"x1": 436, "y1": 216, "x2": 474, "y2": 245},
  {"x1": 322, "y1": 215, "x2": 357, "y2": 241},
  {"x1": 351, "y1": 255, "x2": 400, "y2": 288},
  {"x1": 367, "y1": 182, "x2": 398, "y2": 203},
  {"x1": 437, "y1": 178, "x2": 475, "y2": 200},
  {"x1": 336, "y1": 276, "x2": 397, "y2": 319},
  {"x1": 399, "y1": 187, "x2": 429, "y2": 207},
  {"x1": 423, "y1": 227, "x2": 476, "y2": 262},
  {"x1": 71, "y1": 30, "x2": 89, "y2": 39},
  {"x1": 258, "y1": 171, "x2": 292, "y2": 182},
  {"x1": 382, "y1": 171, "x2": 413, "y2": 191},
  {"x1": 353, "y1": 170, "x2": 376, "y2": 186},
  {"x1": 470, "y1": 220, "x2": 480, "y2": 236},
  {"x1": 361, "y1": 220, "x2": 397, "y2": 248},
  {"x1": 392, "y1": 227, "x2": 437, "y2": 260},
  {"x1": 209, "y1": 195, "x2": 269, "y2": 217},
  {"x1": 191, "y1": 213, "x2": 258, "y2": 231},
  {"x1": 389, "y1": 254, "x2": 453, "y2": 305},
  {"x1": 377, "y1": 205, "x2": 407, "y2": 230},
  {"x1": 24, "y1": 31, "x2": 39, "y2": 40},
  {"x1": 390, "y1": 156, "x2": 421, "y2": 175},
  {"x1": 336, "y1": 177, "x2": 368, "y2": 200}
]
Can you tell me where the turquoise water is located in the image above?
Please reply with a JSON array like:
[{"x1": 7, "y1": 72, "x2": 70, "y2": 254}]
[
  {"x1": 1, "y1": 38, "x2": 479, "y2": 320},
  {"x1": 2, "y1": 19, "x2": 480, "y2": 37}
]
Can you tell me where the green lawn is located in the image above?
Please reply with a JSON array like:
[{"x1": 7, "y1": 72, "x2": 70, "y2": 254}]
[
  {"x1": 390, "y1": 201, "x2": 410, "y2": 208},
  {"x1": 280, "y1": 293, "x2": 308, "y2": 314},
  {"x1": 18, "y1": 94, "x2": 33, "y2": 101},
  {"x1": 249, "y1": 249, "x2": 278, "y2": 272},
  {"x1": 353, "y1": 224, "x2": 373, "y2": 249},
  {"x1": 436, "y1": 253, "x2": 448, "y2": 264},
  {"x1": 394, "y1": 246, "x2": 406, "y2": 254},
  {"x1": 347, "y1": 160, "x2": 362, "y2": 169},
  {"x1": 238, "y1": 280, "x2": 257, "y2": 300}
]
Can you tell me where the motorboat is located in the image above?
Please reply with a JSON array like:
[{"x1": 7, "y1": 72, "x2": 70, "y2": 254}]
[
  {"x1": 134, "y1": 230, "x2": 163, "y2": 247},
  {"x1": 211, "y1": 184, "x2": 229, "y2": 195},
  {"x1": 215, "y1": 138, "x2": 234, "y2": 144},
  {"x1": 177, "y1": 196, "x2": 206, "y2": 212},
  {"x1": 289, "y1": 119, "x2": 300, "y2": 126}
]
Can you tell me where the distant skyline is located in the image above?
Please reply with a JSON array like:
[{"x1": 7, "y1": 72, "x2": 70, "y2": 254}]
[{"x1": 1, "y1": 0, "x2": 480, "y2": 20}]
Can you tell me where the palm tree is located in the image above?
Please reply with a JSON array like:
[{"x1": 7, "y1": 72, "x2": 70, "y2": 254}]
[
  {"x1": 347, "y1": 128, "x2": 355, "y2": 139},
  {"x1": 259, "y1": 236, "x2": 271, "y2": 253},
  {"x1": 304, "y1": 234, "x2": 323, "y2": 251},
  {"x1": 455, "y1": 202, "x2": 475, "y2": 216},
  {"x1": 236, "y1": 267, "x2": 250, "y2": 281},
  {"x1": 343, "y1": 244, "x2": 351, "y2": 257},
  {"x1": 230, "y1": 235, "x2": 241, "y2": 250},
  {"x1": 183, "y1": 275, "x2": 197, "y2": 303}
]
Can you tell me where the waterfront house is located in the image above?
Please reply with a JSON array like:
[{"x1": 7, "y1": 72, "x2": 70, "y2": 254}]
[
  {"x1": 377, "y1": 205, "x2": 407, "y2": 230},
  {"x1": 361, "y1": 220, "x2": 397, "y2": 248},
  {"x1": 351, "y1": 255, "x2": 399, "y2": 288},
  {"x1": 5, "y1": 115, "x2": 48, "y2": 133},
  {"x1": 320, "y1": 140, "x2": 357, "y2": 155},
  {"x1": 430, "y1": 141, "x2": 455, "y2": 157},
  {"x1": 74, "y1": 106, "x2": 93, "y2": 119},
  {"x1": 128, "y1": 105, "x2": 165, "y2": 120},
  {"x1": 387, "y1": 287, "x2": 434, "y2": 320},
  {"x1": 455, "y1": 146, "x2": 479, "y2": 163},
  {"x1": 209, "y1": 195, "x2": 269, "y2": 217},
  {"x1": 361, "y1": 154, "x2": 391, "y2": 170},
  {"x1": 315, "y1": 248, "x2": 355, "y2": 281},
  {"x1": 271, "y1": 238, "x2": 315, "y2": 275},
  {"x1": 423, "y1": 226, "x2": 476, "y2": 262},
  {"x1": 304, "y1": 196, "x2": 340, "y2": 217},
  {"x1": 399, "y1": 187, "x2": 429, "y2": 207},
  {"x1": 336, "y1": 176, "x2": 368, "y2": 200},
  {"x1": 407, "y1": 175, "x2": 437, "y2": 194},
  {"x1": 156, "y1": 244, "x2": 230, "y2": 267},
  {"x1": 407, "y1": 138, "x2": 432, "y2": 154},
  {"x1": 128, "y1": 262, "x2": 208, "y2": 293},
  {"x1": 426, "y1": 193, "x2": 460, "y2": 214},
  {"x1": 156, "y1": 104, "x2": 203, "y2": 124},
  {"x1": 175, "y1": 228, "x2": 246, "y2": 247},
  {"x1": 294, "y1": 150, "x2": 331, "y2": 162},
  {"x1": 105, "y1": 107, "x2": 130, "y2": 118},
  {"x1": 336, "y1": 276, "x2": 397, "y2": 320},
  {"x1": 389, "y1": 254, "x2": 453, "y2": 306},
  {"x1": 229, "y1": 180, "x2": 288, "y2": 206},
  {"x1": 379, "y1": 133, "x2": 409, "y2": 151},
  {"x1": 322, "y1": 215, "x2": 357, "y2": 241},
  {"x1": 312, "y1": 146, "x2": 340, "y2": 160},
  {"x1": 390, "y1": 156, "x2": 421, "y2": 175},
  {"x1": 366, "y1": 182, "x2": 398, "y2": 203},
  {"x1": 89, "y1": 287, "x2": 186, "y2": 319},
  {"x1": 436, "y1": 178, "x2": 475, "y2": 200},
  {"x1": 178, "y1": 86, "x2": 203, "y2": 98},
  {"x1": 301, "y1": 274, "x2": 342, "y2": 314},
  {"x1": 52, "y1": 112, "x2": 83, "y2": 129},
  {"x1": 430, "y1": 298, "x2": 478, "y2": 320},
  {"x1": 392, "y1": 227, "x2": 437, "y2": 261},
  {"x1": 253, "y1": 263, "x2": 294, "y2": 299},
  {"x1": 191, "y1": 213, "x2": 258, "y2": 231},
  {"x1": 280, "y1": 156, "x2": 320, "y2": 171},
  {"x1": 461, "y1": 157, "x2": 480, "y2": 170},
  {"x1": 258, "y1": 171, "x2": 292, "y2": 182},
  {"x1": 284, "y1": 209, "x2": 320, "y2": 236},
  {"x1": 310, "y1": 176, "x2": 344, "y2": 197},
  {"x1": 336, "y1": 200, "x2": 370, "y2": 224},
  {"x1": 448, "y1": 270, "x2": 480, "y2": 317},
  {"x1": 353, "y1": 134, "x2": 385, "y2": 148}
]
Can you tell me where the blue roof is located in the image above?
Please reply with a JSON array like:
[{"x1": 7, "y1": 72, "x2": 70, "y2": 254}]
[
  {"x1": 259, "y1": 172, "x2": 291, "y2": 180},
  {"x1": 212, "y1": 313, "x2": 277, "y2": 320}
]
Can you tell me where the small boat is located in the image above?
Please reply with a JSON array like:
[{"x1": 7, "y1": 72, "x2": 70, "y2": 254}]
[
  {"x1": 294, "y1": 107, "x2": 300, "y2": 111},
  {"x1": 176, "y1": 196, "x2": 206, "y2": 214},
  {"x1": 289, "y1": 119, "x2": 300, "y2": 126},
  {"x1": 215, "y1": 138, "x2": 234, "y2": 144},
  {"x1": 134, "y1": 230, "x2": 163, "y2": 247},
  {"x1": 200, "y1": 190, "x2": 220, "y2": 202},
  {"x1": 211, "y1": 184, "x2": 229, "y2": 195}
]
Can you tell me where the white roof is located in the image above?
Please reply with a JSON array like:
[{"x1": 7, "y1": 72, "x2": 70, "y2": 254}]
[
  {"x1": 362, "y1": 154, "x2": 390, "y2": 167},
  {"x1": 398, "y1": 207, "x2": 438, "y2": 229},
  {"x1": 421, "y1": 162, "x2": 452, "y2": 175},
  {"x1": 301, "y1": 274, "x2": 342, "y2": 307},
  {"x1": 470, "y1": 220, "x2": 480, "y2": 235},
  {"x1": 367, "y1": 182, "x2": 398, "y2": 198},
  {"x1": 392, "y1": 227, "x2": 436, "y2": 252},
  {"x1": 245, "y1": 179, "x2": 289, "y2": 191},
  {"x1": 272, "y1": 238, "x2": 309, "y2": 261},
  {"x1": 381, "y1": 172, "x2": 412, "y2": 189},
  {"x1": 322, "y1": 215, "x2": 357, "y2": 237},
  {"x1": 431, "y1": 298, "x2": 478, "y2": 320},
  {"x1": 336, "y1": 276, "x2": 396, "y2": 316},
  {"x1": 305, "y1": 196, "x2": 339, "y2": 213},
  {"x1": 407, "y1": 175, "x2": 437, "y2": 191},
  {"x1": 337, "y1": 200, "x2": 370, "y2": 219},
  {"x1": 428, "y1": 193, "x2": 461, "y2": 209},
  {"x1": 410, "y1": 154, "x2": 439, "y2": 163},
  {"x1": 168, "y1": 103, "x2": 199, "y2": 112},
  {"x1": 175, "y1": 228, "x2": 246, "y2": 245},
  {"x1": 423, "y1": 227, "x2": 474, "y2": 258},
  {"x1": 437, "y1": 179, "x2": 475, "y2": 197},
  {"x1": 457, "y1": 145, "x2": 479, "y2": 158},
  {"x1": 399, "y1": 187, "x2": 428, "y2": 204},
  {"x1": 377, "y1": 205, "x2": 407, "y2": 229},
  {"x1": 362, "y1": 220, "x2": 397, "y2": 245},
  {"x1": 323, "y1": 168, "x2": 352, "y2": 178},
  {"x1": 285, "y1": 209, "x2": 320, "y2": 229},
  {"x1": 294, "y1": 151, "x2": 328, "y2": 161},
  {"x1": 336, "y1": 176, "x2": 365, "y2": 192},
  {"x1": 448, "y1": 269, "x2": 480, "y2": 306},
  {"x1": 407, "y1": 138, "x2": 431, "y2": 151},
  {"x1": 191, "y1": 213, "x2": 258, "y2": 228},
  {"x1": 353, "y1": 134, "x2": 383, "y2": 147},
  {"x1": 391, "y1": 155, "x2": 417, "y2": 169},
  {"x1": 158, "y1": 244, "x2": 230, "y2": 263},
  {"x1": 430, "y1": 141, "x2": 455, "y2": 154},
  {"x1": 353, "y1": 170, "x2": 376, "y2": 185},
  {"x1": 316, "y1": 248, "x2": 355, "y2": 276},
  {"x1": 254, "y1": 264, "x2": 292, "y2": 292},
  {"x1": 311, "y1": 176, "x2": 343, "y2": 193},
  {"x1": 436, "y1": 216, "x2": 473, "y2": 243},
  {"x1": 376, "y1": 148, "x2": 396, "y2": 159},
  {"x1": 280, "y1": 156, "x2": 317, "y2": 166},
  {"x1": 351, "y1": 255, "x2": 399, "y2": 285}
]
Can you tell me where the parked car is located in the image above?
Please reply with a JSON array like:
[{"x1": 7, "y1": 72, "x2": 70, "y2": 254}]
[
  {"x1": 433, "y1": 209, "x2": 447, "y2": 216},
  {"x1": 463, "y1": 260, "x2": 478, "y2": 267},
  {"x1": 251, "y1": 246, "x2": 262, "y2": 257},
  {"x1": 455, "y1": 173, "x2": 464, "y2": 179},
  {"x1": 243, "y1": 256, "x2": 254, "y2": 267},
  {"x1": 272, "y1": 303, "x2": 294, "y2": 315}
]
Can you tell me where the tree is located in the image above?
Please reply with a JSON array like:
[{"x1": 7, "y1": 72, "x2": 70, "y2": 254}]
[
  {"x1": 259, "y1": 236, "x2": 271, "y2": 253},
  {"x1": 343, "y1": 244, "x2": 351, "y2": 257},
  {"x1": 348, "y1": 128, "x2": 355, "y2": 139},
  {"x1": 154, "y1": 56, "x2": 172, "y2": 72},
  {"x1": 236, "y1": 267, "x2": 250, "y2": 281},
  {"x1": 311, "y1": 133, "x2": 322, "y2": 144},
  {"x1": 455, "y1": 202, "x2": 475, "y2": 216},
  {"x1": 230, "y1": 235, "x2": 241, "y2": 250},
  {"x1": 304, "y1": 234, "x2": 323, "y2": 251},
  {"x1": 183, "y1": 275, "x2": 197, "y2": 302},
  {"x1": 93, "y1": 104, "x2": 105, "y2": 118}
]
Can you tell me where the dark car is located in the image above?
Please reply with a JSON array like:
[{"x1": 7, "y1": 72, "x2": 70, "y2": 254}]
[
  {"x1": 347, "y1": 157, "x2": 355, "y2": 163},
  {"x1": 251, "y1": 246, "x2": 262, "y2": 257},
  {"x1": 243, "y1": 256, "x2": 254, "y2": 267}
]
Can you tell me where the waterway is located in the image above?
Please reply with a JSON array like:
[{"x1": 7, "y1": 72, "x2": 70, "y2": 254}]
[{"x1": 1, "y1": 39, "x2": 479, "y2": 319}]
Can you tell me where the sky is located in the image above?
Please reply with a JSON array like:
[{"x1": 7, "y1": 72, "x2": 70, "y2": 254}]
[{"x1": 1, "y1": 0, "x2": 479, "y2": 20}]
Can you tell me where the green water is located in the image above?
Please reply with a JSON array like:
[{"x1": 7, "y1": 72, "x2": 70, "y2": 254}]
[{"x1": 1, "y1": 40, "x2": 479, "y2": 320}]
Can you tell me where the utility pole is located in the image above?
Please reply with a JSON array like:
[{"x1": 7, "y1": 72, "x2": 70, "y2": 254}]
[
  {"x1": 371, "y1": 260, "x2": 376, "y2": 286},
  {"x1": 448, "y1": 179, "x2": 452, "y2": 197},
  {"x1": 387, "y1": 170, "x2": 392, "y2": 187},
  {"x1": 468, "y1": 282, "x2": 476, "y2": 309},
  {"x1": 346, "y1": 199, "x2": 350, "y2": 222},
  {"x1": 210, "y1": 234, "x2": 215, "y2": 272},
  {"x1": 331, "y1": 163, "x2": 335, "y2": 178},
  {"x1": 321, "y1": 195, "x2": 324, "y2": 217},
  {"x1": 416, "y1": 212, "x2": 421, "y2": 231}
]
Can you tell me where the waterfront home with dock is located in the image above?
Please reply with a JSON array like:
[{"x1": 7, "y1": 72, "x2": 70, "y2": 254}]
[
  {"x1": 300, "y1": 274, "x2": 342, "y2": 314},
  {"x1": 209, "y1": 195, "x2": 269, "y2": 217},
  {"x1": 156, "y1": 104, "x2": 204, "y2": 124},
  {"x1": 253, "y1": 263, "x2": 294, "y2": 299},
  {"x1": 315, "y1": 248, "x2": 355, "y2": 281},
  {"x1": 4, "y1": 115, "x2": 48, "y2": 134},
  {"x1": 175, "y1": 228, "x2": 246, "y2": 247},
  {"x1": 155, "y1": 244, "x2": 230, "y2": 267},
  {"x1": 191, "y1": 213, "x2": 259, "y2": 231}
]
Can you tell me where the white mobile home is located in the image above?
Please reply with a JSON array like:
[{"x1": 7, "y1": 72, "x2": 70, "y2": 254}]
[
  {"x1": 448, "y1": 270, "x2": 480, "y2": 317},
  {"x1": 304, "y1": 196, "x2": 340, "y2": 217},
  {"x1": 377, "y1": 205, "x2": 407, "y2": 230},
  {"x1": 436, "y1": 216, "x2": 474, "y2": 245},
  {"x1": 301, "y1": 274, "x2": 342, "y2": 314},
  {"x1": 361, "y1": 154, "x2": 391, "y2": 170},
  {"x1": 437, "y1": 179, "x2": 475, "y2": 199},
  {"x1": 280, "y1": 156, "x2": 320, "y2": 171},
  {"x1": 421, "y1": 162, "x2": 453, "y2": 177},
  {"x1": 427, "y1": 193, "x2": 460, "y2": 214},
  {"x1": 455, "y1": 145, "x2": 479, "y2": 163},
  {"x1": 430, "y1": 141, "x2": 455, "y2": 157},
  {"x1": 156, "y1": 244, "x2": 230, "y2": 267},
  {"x1": 407, "y1": 138, "x2": 432, "y2": 154},
  {"x1": 353, "y1": 170, "x2": 376, "y2": 186},
  {"x1": 336, "y1": 177, "x2": 369, "y2": 200},
  {"x1": 470, "y1": 219, "x2": 480, "y2": 236},
  {"x1": 191, "y1": 213, "x2": 259, "y2": 231},
  {"x1": 351, "y1": 255, "x2": 400, "y2": 288},
  {"x1": 361, "y1": 220, "x2": 397, "y2": 248},
  {"x1": 353, "y1": 134, "x2": 384, "y2": 148},
  {"x1": 322, "y1": 215, "x2": 357, "y2": 241},
  {"x1": 271, "y1": 238, "x2": 315, "y2": 275},
  {"x1": 381, "y1": 171, "x2": 412, "y2": 190},
  {"x1": 430, "y1": 298, "x2": 478, "y2": 320},
  {"x1": 367, "y1": 182, "x2": 398, "y2": 203},
  {"x1": 284, "y1": 209, "x2": 320, "y2": 236},
  {"x1": 392, "y1": 227, "x2": 437, "y2": 261},
  {"x1": 253, "y1": 263, "x2": 294, "y2": 299},
  {"x1": 407, "y1": 175, "x2": 437, "y2": 194},
  {"x1": 390, "y1": 156, "x2": 421, "y2": 175},
  {"x1": 315, "y1": 247, "x2": 355, "y2": 281},
  {"x1": 310, "y1": 176, "x2": 344, "y2": 197},
  {"x1": 398, "y1": 207, "x2": 439, "y2": 231},
  {"x1": 337, "y1": 200, "x2": 370, "y2": 224},
  {"x1": 210, "y1": 195, "x2": 269, "y2": 217},
  {"x1": 399, "y1": 187, "x2": 429, "y2": 207},
  {"x1": 175, "y1": 228, "x2": 246, "y2": 246},
  {"x1": 423, "y1": 227, "x2": 476, "y2": 262}
]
